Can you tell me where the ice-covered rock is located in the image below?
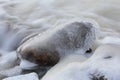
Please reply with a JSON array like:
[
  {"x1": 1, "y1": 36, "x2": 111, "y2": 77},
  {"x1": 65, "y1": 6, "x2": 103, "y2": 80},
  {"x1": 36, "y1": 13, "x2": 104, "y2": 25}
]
[
  {"x1": 3, "y1": 73, "x2": 39, "y2": 80},
  {"x1": 42, "y1": 44, "x2": 120, "y2": 80},
  {"x1": 17, "y1": 21, "x2": 96, "y2": 70}
]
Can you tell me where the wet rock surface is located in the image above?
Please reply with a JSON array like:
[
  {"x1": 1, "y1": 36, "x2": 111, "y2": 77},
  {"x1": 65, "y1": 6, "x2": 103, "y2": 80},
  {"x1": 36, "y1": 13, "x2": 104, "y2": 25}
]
[{"x1": 17, "y1": 22, "x2": 96, "y2": 69}]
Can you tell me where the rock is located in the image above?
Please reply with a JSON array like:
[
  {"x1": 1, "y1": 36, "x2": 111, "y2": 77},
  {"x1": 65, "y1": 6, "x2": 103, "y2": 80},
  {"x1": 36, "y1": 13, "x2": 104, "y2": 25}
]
[
  {"x1": 17, "y1": 21, "x2": 96, "y2": 70},
  {"x1": 3, "y1": 73, "x2": 39, "y2": 80}
]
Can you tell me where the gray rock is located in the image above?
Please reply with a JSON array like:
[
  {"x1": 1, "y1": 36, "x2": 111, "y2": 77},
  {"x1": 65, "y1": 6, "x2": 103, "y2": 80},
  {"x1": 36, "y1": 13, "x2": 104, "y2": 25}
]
[{"x1": 17, "y1": 21, "x2": 96, "y2": 69}]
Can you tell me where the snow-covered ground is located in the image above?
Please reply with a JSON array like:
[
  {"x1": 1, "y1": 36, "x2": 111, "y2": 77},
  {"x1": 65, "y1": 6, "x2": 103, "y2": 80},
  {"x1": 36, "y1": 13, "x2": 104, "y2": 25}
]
[{"x1": 0, "y1": 0, "x2": 120, "y2": 80}]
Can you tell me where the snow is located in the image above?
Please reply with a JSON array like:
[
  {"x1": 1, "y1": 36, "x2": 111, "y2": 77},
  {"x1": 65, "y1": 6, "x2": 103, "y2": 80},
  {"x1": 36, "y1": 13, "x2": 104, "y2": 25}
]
[{"x1": 3, "y1": 73, "x2": 39, "y2": 80}]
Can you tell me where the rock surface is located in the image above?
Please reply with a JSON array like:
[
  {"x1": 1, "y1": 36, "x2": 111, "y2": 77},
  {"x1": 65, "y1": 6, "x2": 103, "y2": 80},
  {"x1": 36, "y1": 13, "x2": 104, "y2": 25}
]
[{"x1": 17, "y1": 22, "x2": 96, "y2": 70}]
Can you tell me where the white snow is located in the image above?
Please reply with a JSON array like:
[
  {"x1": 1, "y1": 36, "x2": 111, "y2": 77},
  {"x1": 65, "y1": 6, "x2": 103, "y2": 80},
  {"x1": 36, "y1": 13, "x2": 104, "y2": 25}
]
[{"x1": 3, "y1": 73, "x2": 39, "y2": 80}]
